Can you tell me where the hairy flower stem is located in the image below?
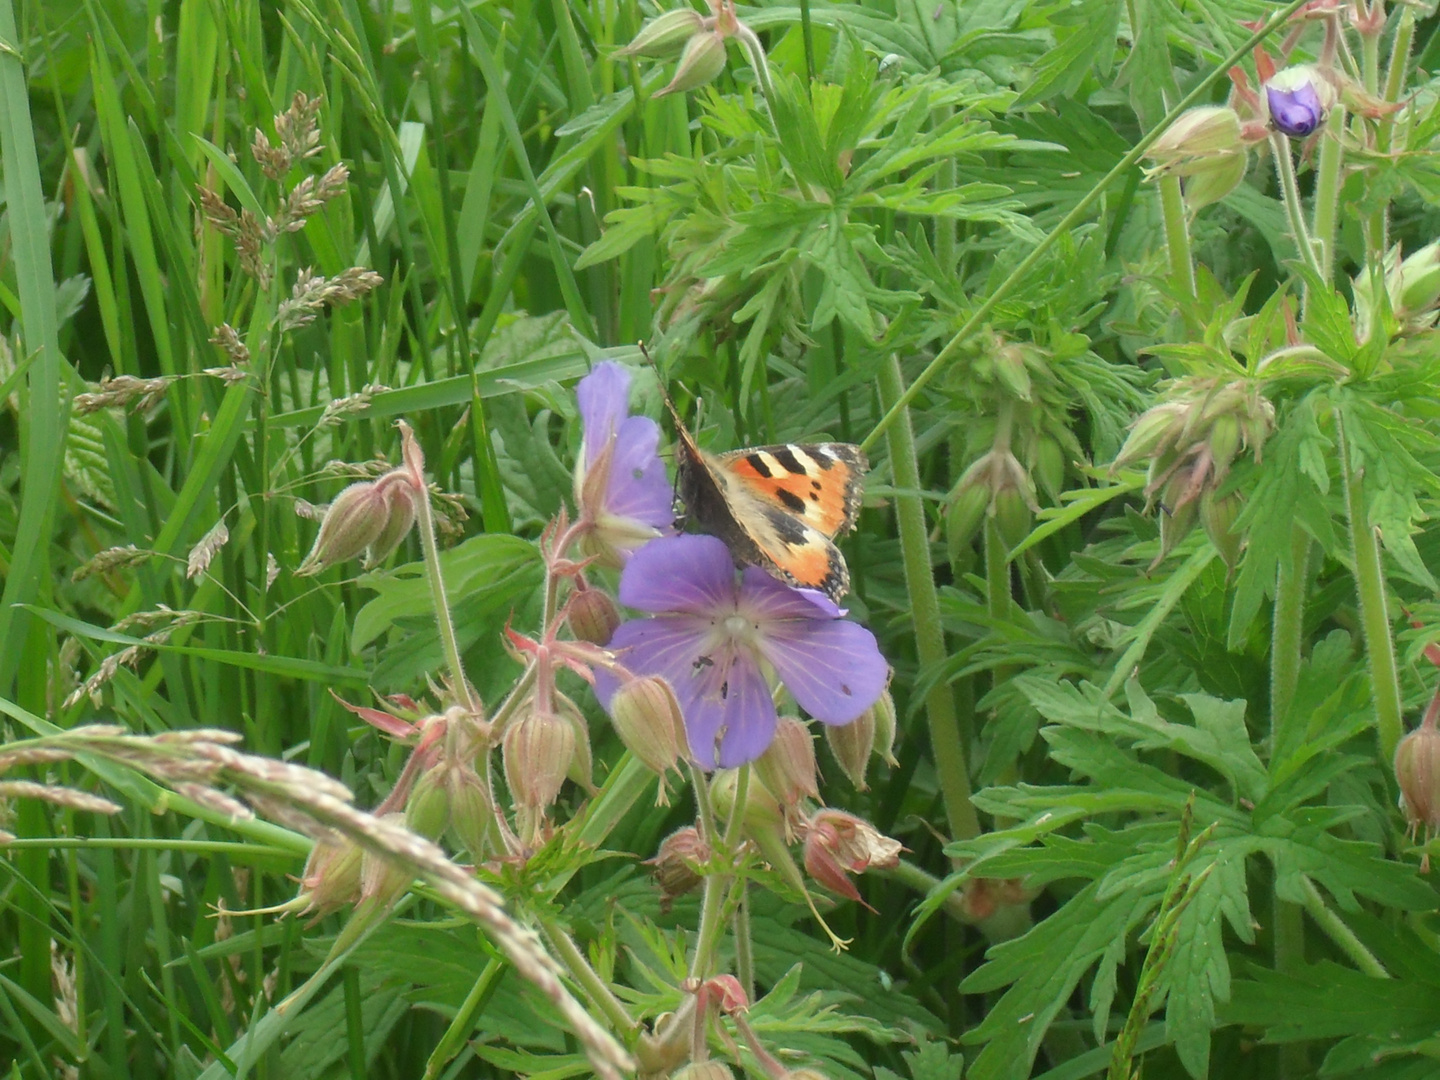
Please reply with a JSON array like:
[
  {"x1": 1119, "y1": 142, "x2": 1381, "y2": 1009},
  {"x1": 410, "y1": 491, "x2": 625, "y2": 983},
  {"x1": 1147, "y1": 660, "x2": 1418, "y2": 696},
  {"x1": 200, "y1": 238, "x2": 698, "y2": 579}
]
[
  {"x1": 1158, "y1": 174, "x2": 1196, "y2": 300},
  {"x1": 858, "y1": 0, "x2": 1312, "y2": 454},
  {"x1": 1310, "y1": 108, "x2": 1347, "y2": 308},
  {"x1": 735, "y1": 885, "x2": 755, "y2": 1001},
  {"x1": 1271, "y1": 133, "x2": 1325, "y2": 284},
  {"x1": 1300, "y1": 877, "x2": 1388, "y2": 977},
  {"x1": 543, "y1": 922, "x2": 638, "y2": 1035},
  {"x1": 1338, "y1": 417, "x2": 1404, "y2": 761},
  {"x1": 1368, "y1": 8, "x2": 1414, "y2": 261},
  {"x1": 686, "y1": 765, "x2": 749, "y2": 982},
  {"x1": 879, "y1": 355, "x2": 980, "y2": 842},
  {"x1": 407, "y1": 434, "x2": 480, "y2": 717}
]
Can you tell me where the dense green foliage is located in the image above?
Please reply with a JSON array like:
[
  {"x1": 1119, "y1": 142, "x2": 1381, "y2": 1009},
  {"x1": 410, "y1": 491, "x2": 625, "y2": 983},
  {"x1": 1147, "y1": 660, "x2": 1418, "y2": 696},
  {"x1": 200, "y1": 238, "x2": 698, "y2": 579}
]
[{"x1": 6, "y1": 0, "x2": 1440, "y2": 1078}]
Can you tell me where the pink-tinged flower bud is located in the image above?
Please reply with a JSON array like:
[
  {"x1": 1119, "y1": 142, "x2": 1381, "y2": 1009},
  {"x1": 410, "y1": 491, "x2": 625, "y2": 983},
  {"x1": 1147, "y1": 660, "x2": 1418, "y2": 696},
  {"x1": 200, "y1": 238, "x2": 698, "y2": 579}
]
[
  {"x1": 647, "y1": 825, "x2": 711, "y2": 906},
  {"x1": 1266, "y1": 66, "x2": 1333, "y2": 138},
  {"x1": 607, "y1": 675, "x2": 684, "y2": 780},
  {"x1": 617, "y1": 7, "x2": 706, "y2": 58},
  {"x1": 404, "y1": 764, "x2": 453, "y2": 840},
  {"x1": 801, "y1": 809, "x2": 902, "y2": 910},
  {"x1": 655, "y1": 29, "x2": 727, "y2": 98},
  {"x1": 1200, "y1": 489, "x2": 1243, "y2": 573},
  {"x1": 557, "y1": 692, "x2": 596, "y2": 794},
  {"x1": 297, "y1": 837, "x2": 364, "y2": 917},
  {"x1": 567, "y1": 587, "x2": 621, "y2": 645},
  {"x1": 446, "y1": 764, "x2": 500, "y2": 860},
  {"x1": 359, "y1": 814, "x2": 413, "y2": 906},
  {"x1": 503, "y1": 711, "x2": 575, "y2": 810},
  {"x1": 826, "y1": 710, "x2": 875, "y2": 792},
  {"x1": 1111, "y1": 401, "x2": 1189, "y2": 473},
  {"x1": 755, "y1": 717, "x2": 819, "y2": 813},
  {"x1": 673, "y1": 1063, "x2": 735, "y2": 1080},
  {"x1": 364, "y1": 474, "x2": 417, "y2": 568},
  {"x1": 1396, "y1": 709, "x2": 1440, "y2": 871},
  {"x1": 296, "y1": 481, "x2": 390, "y2": 575}
]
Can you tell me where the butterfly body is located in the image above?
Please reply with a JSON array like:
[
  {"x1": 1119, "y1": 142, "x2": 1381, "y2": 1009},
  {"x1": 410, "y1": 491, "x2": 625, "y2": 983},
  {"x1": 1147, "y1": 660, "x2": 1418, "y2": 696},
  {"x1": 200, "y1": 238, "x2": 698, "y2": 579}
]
[{"x1": 670, "y1": 416, "x2": 867, "y2": 602}]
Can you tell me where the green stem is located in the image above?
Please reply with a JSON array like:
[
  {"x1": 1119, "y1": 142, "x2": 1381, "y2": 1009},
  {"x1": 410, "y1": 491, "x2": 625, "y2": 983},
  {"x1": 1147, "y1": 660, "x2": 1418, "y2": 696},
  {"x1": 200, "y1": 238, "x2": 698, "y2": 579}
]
[
  {"x1": 412, "y1": 469, "x2": 479, "y2": 716},
  {"x1": 859, "y1": 0, "x2": 1313, "y2": 454},
  {"x1": 1270, "y1": 526, "x2": 1311, "y2": 752},
  {"x1": 1271, "y1": 133, "x2": 1324, "y2": 284},
  {"x1": 424, "y1": 959, "x2": 506, "y2": 1080},
  {"x1": 1310, "y1": 107, "x2": 1347, "y2": 299},
  {"x1": 1369, "y1": 8, "x2": 1414, "y2": 263},
  {"x1": 735, "y1": 885, "x2": 754, "y2": 1001},
  {"x1": 1158, "y1": 174, "x2": 1195, "y2": 300},
  {"x1": 1300, "y1": 877, "x2": 1388, "y2": 978},
  {"x1": 878, "y1": 355, "x2": 980, "y2": 842},
  {"x1": 1338, "y1": 415, "x2": 1404, "y2": 761},
  {"x1": 544, "y1": 922, "x2": 638, "y2": 1035}
]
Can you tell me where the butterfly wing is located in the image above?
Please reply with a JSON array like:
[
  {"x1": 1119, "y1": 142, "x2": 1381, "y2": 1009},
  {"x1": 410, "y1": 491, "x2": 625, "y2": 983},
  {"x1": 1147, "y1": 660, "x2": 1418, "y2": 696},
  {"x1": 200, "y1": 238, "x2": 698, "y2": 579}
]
[
  {"x1": 682, "y1": 443, "x2": 865, "y2": 601},
  {"x1": 715, "y1": 444, "x2": 867, "y2": 540}
]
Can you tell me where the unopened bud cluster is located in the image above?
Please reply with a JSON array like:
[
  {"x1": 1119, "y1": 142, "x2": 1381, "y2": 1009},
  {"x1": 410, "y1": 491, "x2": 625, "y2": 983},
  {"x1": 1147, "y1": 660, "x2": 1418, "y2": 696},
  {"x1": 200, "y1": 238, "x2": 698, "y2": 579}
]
[
  {"x1": 296, "y1": 469, "x2": 416, "y2": 576},
  {"x1": 618, "y1": 0, "x2": 748, "y2": 97},
  {"x1": 1111, "y1": 378, "x2": 1274, "y2": 570}
]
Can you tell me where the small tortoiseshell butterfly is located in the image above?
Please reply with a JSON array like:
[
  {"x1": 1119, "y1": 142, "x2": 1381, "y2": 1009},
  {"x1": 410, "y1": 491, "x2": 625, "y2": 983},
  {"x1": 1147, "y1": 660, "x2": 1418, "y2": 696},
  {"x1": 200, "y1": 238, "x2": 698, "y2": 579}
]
[{"x1": 664, "y1": 398, "x2": 867, "y2": 602}]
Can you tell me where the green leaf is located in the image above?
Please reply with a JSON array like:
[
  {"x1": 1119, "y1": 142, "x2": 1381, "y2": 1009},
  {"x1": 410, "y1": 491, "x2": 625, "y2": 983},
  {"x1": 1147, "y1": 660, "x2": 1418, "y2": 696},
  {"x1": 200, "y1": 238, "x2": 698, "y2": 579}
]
[
  {"x1": 1013, "y1": 0, "x2": 1123, "y2": 106},
  {"x1": 962, "y1": 882, "x2": 1156, "y2": 1080}
]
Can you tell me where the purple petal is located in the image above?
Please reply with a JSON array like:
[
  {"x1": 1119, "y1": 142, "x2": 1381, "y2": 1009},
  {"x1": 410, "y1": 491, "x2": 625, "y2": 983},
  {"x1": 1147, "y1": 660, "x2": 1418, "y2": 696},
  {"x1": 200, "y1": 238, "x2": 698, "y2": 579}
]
[
  {"x1": 618, "y1": 535, "x2": 738, "y2": 615},
  {"x1": 596, "y1": 613, "x2": 778, "y2": 768},
  {"x1": 737, "y1": 566, "x2": 844, "y2": 620},
  {"x1": 594, "y1": 614, "x2": 708, "y2": 707},
  {"x1": 761, "y1": 618, "x2": 888, "y2": 726},
  {"x1": 1267, "y1": 84, "x2": 1323, "y2": 138},
  {"x1": 577, "y1": 362, "x2": 632, "y2": 469},
  {"x1": 605, "y1": 415, "x2": 674, "y2": 529}
]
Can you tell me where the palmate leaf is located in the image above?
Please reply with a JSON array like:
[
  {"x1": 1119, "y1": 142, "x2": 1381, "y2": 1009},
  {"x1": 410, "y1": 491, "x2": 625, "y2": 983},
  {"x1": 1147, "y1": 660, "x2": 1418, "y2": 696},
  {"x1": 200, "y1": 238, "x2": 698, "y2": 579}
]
[
  {"x1": 1013, "y1": 0, "x2": 1123, "y2": 106},
  {"x1": 962, "y1": 881, "x2": 1156, "y2": 1080},
  {"x1": 1337, "y1": 393, "x2": 1440, "y2": 589},
  {"x1": 1228, "y1": 394, "x2": 1339, "y2": 649}
]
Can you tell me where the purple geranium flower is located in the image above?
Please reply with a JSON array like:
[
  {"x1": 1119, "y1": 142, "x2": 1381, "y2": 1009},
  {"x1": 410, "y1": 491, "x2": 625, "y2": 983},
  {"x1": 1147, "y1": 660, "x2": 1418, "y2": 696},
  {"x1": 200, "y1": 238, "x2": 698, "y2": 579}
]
[
  {"x1": 573, "y1": 362, "x2": 674, "y2": 563},
  {"x1": 1266, "y1": 66, "x2": 1328, "y2": 138},
  {"x1": 595, "y1": 535, "x2": 888, "y2": 769}
]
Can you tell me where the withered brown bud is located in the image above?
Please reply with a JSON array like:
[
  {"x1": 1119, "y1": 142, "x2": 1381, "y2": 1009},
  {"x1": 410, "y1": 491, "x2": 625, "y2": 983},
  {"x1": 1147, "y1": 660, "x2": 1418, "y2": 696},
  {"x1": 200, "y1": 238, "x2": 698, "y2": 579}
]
[
  {"x1": 647, "y1": 825, "x2": 711, "y2": 905},
  {"x1": 567, "y1": 587, "x2": 621, "y2": 645},
  {"x1": 801, "y1": 809, "x2": 902, "y2": 911}
]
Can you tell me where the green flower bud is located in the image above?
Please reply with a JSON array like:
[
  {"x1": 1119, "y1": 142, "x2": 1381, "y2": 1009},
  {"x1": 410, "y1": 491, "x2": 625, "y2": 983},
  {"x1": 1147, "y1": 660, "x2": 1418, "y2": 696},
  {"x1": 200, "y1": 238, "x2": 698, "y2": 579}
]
[
  {"x1": 1032, "y1": 435, "x2": 1067, "y2": 503},
  {"x1": 654, "y1": 29, "x2": 727, "y2": 98},
  {"x1": 1112, "y1": 402, "x2": 1188, "y2": 472},
  {"x1": 946, "y1": 476, "x2": 989, "y2": 556},
  {"x1": 1200, "y1": 489, "x2": 1243, "y2": 573},
  {"x1": 1399, "y1": 241, "x2": 1440, "y2": 317},
  {"x1": 446, "y1": 765, "x2": 500, "y2": 861},
  {"x1": 1148, "y1": 106, "x2": 1244, "y2": 165},
  {"x1": 296, "y1": 481, "x2": 390, "y2": 576},
  {"x1": 404, "y1": 765, "x2": 452, "y2": 840},
  {"x1": 1207, "y1": 413, "x2": 1242, "y2": 482},
  {"x1": 297, "y1": 838, "x2": 364, "y2": 917},
  {"x1": 617, "y1": 7, "x2": 706, "y2": 58},
  {"x1": 1154, "y1": 472, "x2": 1199, "y2": 566},
  {"x1": 992, "y1": 487, "x2": 1032, "y2": 551},
  {"x1": 1182, "y1": 150, "x2": 1247, "y2": 211}
]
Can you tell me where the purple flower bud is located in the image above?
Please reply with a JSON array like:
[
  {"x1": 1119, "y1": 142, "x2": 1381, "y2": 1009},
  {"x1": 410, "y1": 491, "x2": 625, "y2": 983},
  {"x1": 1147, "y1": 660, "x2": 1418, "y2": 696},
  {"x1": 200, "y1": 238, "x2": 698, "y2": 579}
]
[{"x1": 1266, "y1": 66, "x2": 1329, "y2": 138}]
